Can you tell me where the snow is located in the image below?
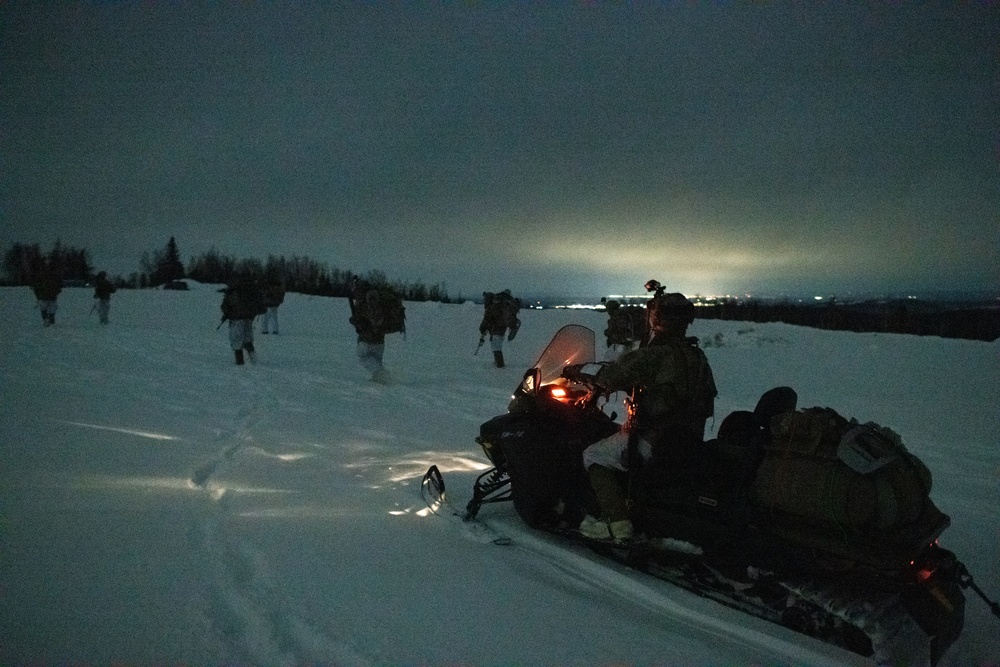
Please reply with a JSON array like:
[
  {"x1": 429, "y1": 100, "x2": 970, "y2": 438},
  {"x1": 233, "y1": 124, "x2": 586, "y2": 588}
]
[{"x1": 2, "y1": 284, "x2": 998, "y2": 666}]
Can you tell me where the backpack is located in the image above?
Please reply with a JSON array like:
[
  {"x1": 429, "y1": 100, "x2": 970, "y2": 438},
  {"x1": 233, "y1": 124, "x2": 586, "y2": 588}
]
[
  {"x1": 264, "y1": 282, "x2": 285, "y2": 307},
  {"x1": 221, "y1": 289, "x2": 242, "y2": 320},
  {"x1": 484, "y1": 290, "x2": 521, "y2": 340},
  {"x1": 93, "y1": 276, "x2": 116, "y2": 300},
  {"x1": 751, "y1": 407, "x2": 933, "y2": 529},
  {"x1": 373, "y1": 287, "x2": 406, "y2": 335},
  {"x1": 222, "y1": 282, "x2": 266, "y2": 320},
  {"x1": 498, "y1": 292, "x2": 521, "y2": 340},
  {"x1": 606, "y1": 304, "x2": 646, "y2": 345},
  {"x1": 252, "y1": 284, "x2": 267, "y2": 316}
]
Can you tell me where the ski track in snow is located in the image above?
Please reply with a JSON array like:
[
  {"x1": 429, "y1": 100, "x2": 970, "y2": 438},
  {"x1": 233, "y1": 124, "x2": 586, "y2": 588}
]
[{"x1": 185, "y1": 359, "x2": 372, "y2": 666}]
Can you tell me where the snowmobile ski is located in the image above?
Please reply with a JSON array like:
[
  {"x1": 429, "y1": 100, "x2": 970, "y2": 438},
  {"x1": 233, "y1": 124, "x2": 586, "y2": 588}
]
[{"x1": 421, "y1": 464, "x2": 512, "y2": 546}]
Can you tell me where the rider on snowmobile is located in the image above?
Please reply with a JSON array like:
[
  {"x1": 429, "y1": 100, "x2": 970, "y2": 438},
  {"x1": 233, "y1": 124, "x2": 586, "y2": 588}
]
[{"x1": 562, "y1": 285, "x2": 717, "y2": 541}]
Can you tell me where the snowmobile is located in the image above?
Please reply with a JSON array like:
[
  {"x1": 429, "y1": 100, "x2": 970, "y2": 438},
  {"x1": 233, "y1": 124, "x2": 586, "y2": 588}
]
[{"x1": 424, "y1": 324, "x2": 999, "y2": 666}]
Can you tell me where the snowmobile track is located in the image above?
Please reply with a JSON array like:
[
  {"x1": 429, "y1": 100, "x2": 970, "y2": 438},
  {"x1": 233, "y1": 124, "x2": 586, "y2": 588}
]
[{"x1": 421, "y1": 466, "x2": 860, "y2": 666}]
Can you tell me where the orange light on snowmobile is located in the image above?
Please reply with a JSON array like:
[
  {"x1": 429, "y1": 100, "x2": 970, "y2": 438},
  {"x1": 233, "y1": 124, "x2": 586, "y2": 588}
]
[
  {"x1": 543, "y1": 385, "x2": 579, "y2": 404},
  {"x1": 910, "y1": 555, "x2": 937, "y2": 583}
]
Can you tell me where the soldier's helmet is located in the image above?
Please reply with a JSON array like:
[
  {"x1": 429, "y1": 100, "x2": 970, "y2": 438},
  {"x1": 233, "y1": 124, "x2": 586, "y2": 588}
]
[{"x1": 649, "y1": 292, "x2": 695, "y2": 329}]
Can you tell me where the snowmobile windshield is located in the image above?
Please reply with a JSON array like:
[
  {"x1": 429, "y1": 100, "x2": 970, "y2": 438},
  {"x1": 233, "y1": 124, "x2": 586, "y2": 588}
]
[{"x1": 531, "y1": 325, "x2": 596, "y2": 387}]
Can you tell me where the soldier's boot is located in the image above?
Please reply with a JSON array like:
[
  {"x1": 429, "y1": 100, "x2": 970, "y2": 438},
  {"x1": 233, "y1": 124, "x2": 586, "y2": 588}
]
[
  {"x1": 245, "y1": 342, "x2": 256, "y2": 364},
  {"x1": 609, "y1": 519, "x2": 634, "y2": 541},
  {"x1": 493, "y1": 351, "x2": 505, "y2": 368},
  {"x1": 582, "y1": 464, "x2": 635, "y2": 542},
  {"x1": 234, "y1": 349, "x2": 245, "y2": 365}
]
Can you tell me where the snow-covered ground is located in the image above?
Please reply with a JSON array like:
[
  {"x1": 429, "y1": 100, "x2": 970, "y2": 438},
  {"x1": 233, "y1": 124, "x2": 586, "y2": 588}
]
[{"x1": 2, "y1": 283, "x2": 997, "y2": 666}]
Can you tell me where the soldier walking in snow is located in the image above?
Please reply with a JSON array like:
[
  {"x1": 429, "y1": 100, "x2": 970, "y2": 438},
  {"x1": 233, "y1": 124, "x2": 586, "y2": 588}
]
[
  {"x1": 31, "y1": 263, "x2": 62, "y2": 326},
  {"x1": 260, "y1": 276, "x2": 285, "y2": 335},
  {"x1": 220, "y1": 275, "x2": 264, "y2": 365},
  {"x1": 348, "y1": 275, "x2": 389, "y2": 383},
  {"x1": 92, "y1": 271, "x2": 117, "y2": 325},
  {"x1": 478, "y1": 289, "x2": 521, "y2": 368}
]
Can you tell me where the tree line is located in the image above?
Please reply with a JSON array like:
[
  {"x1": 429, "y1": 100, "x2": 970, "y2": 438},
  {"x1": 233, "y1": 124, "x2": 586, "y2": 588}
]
[
  {"x1": 695, "y1": 297, "x2": 999, "y2": 342},
  {"x1": 2, "y1": 240, "x2": 92, "y2": 285},
  {"x1": 5, "y1": 238, "x2": 994, "y2": 340},
  {"x1": 1, "y1": 238, "x2": 460, "y2": 304}
]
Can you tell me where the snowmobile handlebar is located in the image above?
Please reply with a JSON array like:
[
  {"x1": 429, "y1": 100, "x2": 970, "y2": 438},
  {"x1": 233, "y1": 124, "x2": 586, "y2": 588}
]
[
  {"x1": 560, "y1": 363, "x2": 604, "y2": 386},
  {"x1": 521, "y1": 379, "x2": 603, "y2": 417},
  {"x1": 529, "y1": 365, "x2": 607, "y2": 412}
]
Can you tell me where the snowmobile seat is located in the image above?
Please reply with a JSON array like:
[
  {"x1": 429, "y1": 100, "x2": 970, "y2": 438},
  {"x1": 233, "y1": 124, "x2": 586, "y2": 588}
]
[
  {"x1": 717, "y1": 410, "x2": 759, "y2": 446},
  {"x1": 707, "y1": 409, "x2": 772, "y2": 486},
  {"x1": 715, "y1": 410, "x2": 761, "y2": 465},
  {"x1": 752, "y1": 386, "x2": 798, "y2": 430}
]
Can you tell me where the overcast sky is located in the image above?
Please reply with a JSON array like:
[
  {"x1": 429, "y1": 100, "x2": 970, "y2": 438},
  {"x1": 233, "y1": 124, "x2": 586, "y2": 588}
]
[{"x1": 2, "y1": 3, "x2": 997, "y2": 300}]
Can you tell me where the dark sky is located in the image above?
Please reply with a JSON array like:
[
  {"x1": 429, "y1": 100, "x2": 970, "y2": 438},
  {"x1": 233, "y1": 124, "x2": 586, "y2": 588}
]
[{"x1": 2, "y1": 3, "x2": 997, "y2": 300}]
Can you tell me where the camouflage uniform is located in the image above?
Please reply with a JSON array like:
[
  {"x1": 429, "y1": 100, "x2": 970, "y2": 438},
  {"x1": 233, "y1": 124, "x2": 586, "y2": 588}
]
[
  {"x1": 577, "y1": 292, "x2": 717, "y2": 539},
  {"x1": 32, "y1": 268, "x2": 62, "y2": 326},
  {"x1": 349, "y1": 278, "x2": 388, "y2": 381},
  {"x1": 591, "y1": 336, "x2": 717, "y2": 450},
  {"x1": 221, "y1": 278, "x2": 263, "y2": 365},
  {"x1": 92, "y1": 272, "x2": 116, "y2": 324},
  {"x1": 479, "y1": 290, "x2": 519, "y2": 368},
  {"x1": 261, "y1": 280, "x2": 285, "y2": 334}
]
